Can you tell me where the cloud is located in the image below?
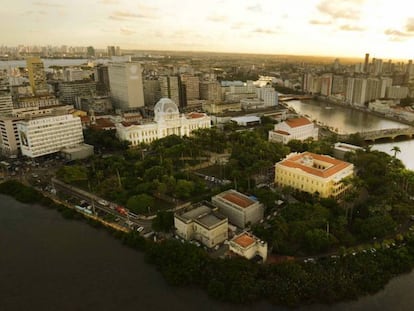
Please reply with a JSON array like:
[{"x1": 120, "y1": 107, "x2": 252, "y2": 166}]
[
  {"x1": 207, "y1": 14, "x2": 228, "y2": 23},
  {"x1": 316, "y1": 0, "x2": 363, "y2": 20},
  {"x1": 109, "y1": 10, "x2": 154, "y2": 20},
  {"x1": 98, "y1": 0, "x2": 119, "y2": 4},
  {"x1": 247, "y1": 4, "x2": 262, "y2": 12},
  {"x1": 309, "y1": 19, "x2": 332, "y2": 25},
  {"x1": 253, "y1": 27, "x2": 278, "y2": 35},
  {"x1": 384, "y1": 28, "x2": 414, "y2": 41},
  {"x1": 406, "y1": 18, "x2": 414, "y2": 32},
  {"x1": 32, "y1": 1, "x2": 64, "y2": 8},
  {"x1": 339, "y1": 24, "x2": 365, "y2": 31},
  {"x1": 120, "y1": 27, "x2": 136, "y2": 35}
]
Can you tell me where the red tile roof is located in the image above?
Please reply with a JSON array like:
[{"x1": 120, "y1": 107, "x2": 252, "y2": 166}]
[
  {"x1": 278, "y1": 152, "x2": 352, "y2": 178},
  {"x1": 187, "y1": 112, "x2": 205, "y2": 119},
  {"x1": 233, "y1": 234, "x2": 256, "y2": 248},
  {"x1": 285, "y1": 117, "x2": 312, "y2": 128},
  {"x1": 222, "y1": 192, "x2": 254, "y2": 208}
]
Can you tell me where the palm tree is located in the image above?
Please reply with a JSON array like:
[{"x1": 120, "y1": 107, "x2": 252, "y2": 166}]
[{"x1": 391, "y1": 146, "x2": 401, "y2": 158}]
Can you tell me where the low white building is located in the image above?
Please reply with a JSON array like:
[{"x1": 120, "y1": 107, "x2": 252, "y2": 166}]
[
  {"x1": 116, "y1": 98, "x2": 211, "y2": 146},
  {"x1": 211, "y1": 189, "x2": 264, "y2": 228},
  {"x1": 333, "y1": 142, "x2": 364, "y2": 160},
  {"x1": 229, "y1": 231, "x2": 268, "y2": 262},
  {"x1": 269, "y1": 117, "x2": 318, "y2": 144},
  {"x1": 17, "y1": 114, "x2": 84, "y2": 158},
  {"x1": 174, "y1": 202, "x2": 228, "y2": 248}
]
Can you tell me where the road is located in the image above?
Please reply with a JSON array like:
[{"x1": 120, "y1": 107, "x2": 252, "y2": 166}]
[{"x1": 50, "y1": 178, "x2": 153, "y2": 232}]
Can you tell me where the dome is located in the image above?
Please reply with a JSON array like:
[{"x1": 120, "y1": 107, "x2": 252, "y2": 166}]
[{"x1": 154, "y1": 98, "x2": 179, "y2": 122}]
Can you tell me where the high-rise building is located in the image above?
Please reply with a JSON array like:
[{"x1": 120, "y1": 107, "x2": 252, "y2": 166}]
[
  {"x1": 94, "y1": 64, "x2": 110, "y2": 95},
  {"x1": 332, "y1": 75, "x2": 345, "y2": 95},
  {"x1": 26, "y1": 57, "x2": 48, "y2": 95},
  {"x1": 0, "y1": 93, "x2": 13, "y2": 116},
  {"x1": 87, "y1": 46, "x2": 95, "y2": 58},
  {"x1": 320, "y1": 73, "x2": 333, "y2": 96},
  {"x1": 364, "y1": 53, "x2": 370, "y2": 73},
  {"x1": 143, "y1": 79, "x2": 161, "y2": 107},
  {"x1": 180, "y1": 74, "x2": 200, "y2": 100},
  {"x1": 107, "y1": 46, "x2": 116, "y2": 57},
  {"x1": 352, "y1": 78, "x2": 367, "y2": 106},
  {"x1": 159, "y1": 76, "x2": 184, "y2": 108},
  {"x1": 345, "y1": 77, "x2": 355, "y2": 103},
  {"x1": 365, "y1": 78, "x2": 381, "y2": 102},
  {"x1": 380, "y1": 77, "x2": 393, "y2": 98},
  {"x1": 59, "y1": 81, "x2": 97, "y2": 105},
  {"x1": 17, "y1": 114, "x2": 84, "y2": 158},
  {"x1": 108, "y1": 62, "x2": 145, "y2": 111},
  {"x1": 199, "y1": 81, "x2": 221, "y2": 103}
]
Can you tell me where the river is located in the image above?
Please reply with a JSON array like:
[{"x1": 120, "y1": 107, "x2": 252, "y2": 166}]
[
  {"x1": 3, "y1": 194, "x2": 414, "y2": 311},
  {"x1": 0, "y1": 58, "x2": 108, "y2": 70},
  {"x1": 286, "y1": 99, "x2": 414, "y2": 170}
]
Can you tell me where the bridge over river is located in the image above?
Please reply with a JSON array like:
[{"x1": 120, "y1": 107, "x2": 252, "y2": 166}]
[{"x1": 337, "y1": 127, "x2": 414, "y2": 142}]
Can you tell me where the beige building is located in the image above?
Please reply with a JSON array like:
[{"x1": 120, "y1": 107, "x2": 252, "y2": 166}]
[
  {"x1": 229, "y1": 232, "x2": 268, "y2": 262},
  {"x1": 275, "y1": 152, "x2": 354, "y2": 198},
  {"x1": 269, "y1": 117, "x2": 318, "y2": 144},
  {"x1": 174, "y1": 202, "x2": 228, "y2": 248},
  {"x1": 211, "y1": 189, "x2": 264, "y2": 228},
  {"x1": 26, "y1": 57, "x2": 48, "y2": 95}
]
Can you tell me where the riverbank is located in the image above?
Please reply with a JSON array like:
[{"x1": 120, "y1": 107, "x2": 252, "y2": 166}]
[
  {"x1": 314, "y1": 95, "x2": 414, "y2": 127},
  {"x1": 4, "y1": 180, "x2": 414, "y2": 308}
]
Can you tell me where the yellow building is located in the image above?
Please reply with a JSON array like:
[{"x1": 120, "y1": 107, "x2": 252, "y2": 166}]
[{"x1": 275, "y1": 152, "x2": 354, "y2": 198}]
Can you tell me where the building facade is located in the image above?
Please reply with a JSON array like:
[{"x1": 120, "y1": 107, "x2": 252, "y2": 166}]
[
  {"x1": 59, "y1": 81, "x2": 97, "y2": 105},
  {"x1": 108, "y1": 62, "x2": 145, "y2": 111},
  {"x1": 174, "y1": 202, "x2": 228, "y2": 248},
  {"x1": 26, "y1": 57, "x2": 48, "y2": 95},
  {"x1": 269, "y1": 117, "x2": 318, "y2": 144},
  {"x1": 229, "y1": 232, "x2": 268, "y2": 262},
  {"x1": 211, "y1": 189, "x2": 264, "y2": 228},
  {"x1": 275, "y1": 152, "x2": 354, "y2": 198},
  {"x1": 17, "y1": 114, "x2": 84, "y2": 158},
  {"x1": 116, "y1": 98, "x2": 211, "y2": 146}
]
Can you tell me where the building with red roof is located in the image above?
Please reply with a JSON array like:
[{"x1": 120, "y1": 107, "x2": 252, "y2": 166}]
[
  {"x1": 229, "y1": 231, "x2": 267, "y2": 262},
  {"x1": 269, "y1": 116, "x2": 318, "y2": 144},
  {"x1": 275, "y1": 152, "x2": 354, "y2": 198}
]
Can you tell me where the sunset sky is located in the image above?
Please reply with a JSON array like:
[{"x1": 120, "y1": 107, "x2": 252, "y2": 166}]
[{"x1": 2, "y1": 0, "x2": 414, "y2": 59}]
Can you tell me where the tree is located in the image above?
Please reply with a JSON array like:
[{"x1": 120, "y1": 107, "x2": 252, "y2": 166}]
[
  {"x1": 152, "y1": 211, "x2": 174, "y2": 232},
  {"x1": 391, "y1": 146, "x2": 401, "y2": 158},
  {"x1": 126, "y1": 194, "x2": 155, "y2": 214}
]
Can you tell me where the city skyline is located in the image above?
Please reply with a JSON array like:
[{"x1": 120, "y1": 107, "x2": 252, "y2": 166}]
[{"x1": 2, "y1": 0, "x2": 414, "y2": 59}]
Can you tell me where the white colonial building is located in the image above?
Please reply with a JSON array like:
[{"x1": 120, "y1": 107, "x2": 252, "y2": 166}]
[
  {"x1": 174, "y1": 202, "x2": 228, "y2": 248},
  {"x1": 17, "y1": 114, "x2": 84, "y2": 158},
  {"x1": 269, "y1": 117, "x2": 318, "y2": 144},
  {"x1": 116, "y1": 98, "x2": 211, "y2": 146},
  {"x1": 229, "y1": 231, "x2": 268, "y2": 262}
]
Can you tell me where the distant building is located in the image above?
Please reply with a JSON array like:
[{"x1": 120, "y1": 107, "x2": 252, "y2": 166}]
[
  {"x1": 200, "y1": 81, "x2": 222, "y2": 103},
  {"x1": 275, "y1": 152, "x2": 354, "y2": 198},
  {"x1": 0, "y1": 93, "x2": 13, "y2": 116},
  {"x1": 386, "y1": 85, "x2": 409, "y2": 99},
  {"x1": 26, "y1": 57, "x2": 48, "y2": 95},
  {"x1": 17, "y1": 114, "x2": 84, "y2": 158},
  {"x1": 59, "y1": 80, "x2": 97, "y2": 105},
  {"x1": 143, "y1": 79, "x2": 161, "y2": 107},
  {"x1": 230, "y1": 116, "x2": 261, "y2": 126},
  {"x1": 211, "y1": 189, "x2": 264, "y2": 228},
  {"x1": 75, "y1": 95, "x2": 112, "y2": 114},
  {"x1": 181, "y1": 74, "x2": 200, "y2": 100},
  {"x1": 108, "y1": 62, "x2": 145, "y2": 111},
  {"x1": 229, "y1": 232, "x2": 267, "y2": 262},
  {"x1": 159, "y1": 75, "x2": 185, "y2": 108},
  {"x1": 174, "y1": 201, "x2": 228, "y2": 248},
  {"x1": 116, "y1": 98, "x2": 210, "y2": 146},
  {"x1": 333, "y1": 142, "x2": 364, "y2": 160},
  {"x1": 269, "y1": 117, "x2": 318, "y2": 144},
  {"x1": 94, "y1": 64, "x2": 110, "y2": 95}
]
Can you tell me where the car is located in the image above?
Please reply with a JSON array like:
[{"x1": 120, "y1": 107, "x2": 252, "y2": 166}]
[
  {"x1": 137, "y1": 226, "x2": 144, "y2": 232},
  {"x1": 98, "y1": 199, "x2": 108, "y2": 206}
]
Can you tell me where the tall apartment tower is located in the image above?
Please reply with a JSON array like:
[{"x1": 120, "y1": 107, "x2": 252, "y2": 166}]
[
  {"x1": 159, "y1": 76, "x2": 184, "y2": 108},
  {"x1": 26, "y1": 57, "x2": 48, "y2": 95},
  {"x1": 352, "y1": 78, "x2": 367, "y2": 106},
  {"x1": 94, "y1": 64, "x2": 110, "y2": 95},
  {"x1": 364, "y1": 53, "x2": 370, "y2": 73},
  {"x1": 180, "y1": 74, "x2": 200, "y2": 100},
  {"x1": 107, "y1": 46, "x2": 116, "y2": 57},
  {"x1": 108, "y1": 62, "x2": 145, "y2": 111}
]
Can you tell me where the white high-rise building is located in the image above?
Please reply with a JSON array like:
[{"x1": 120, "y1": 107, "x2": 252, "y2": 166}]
[
  {"x1": 380, "y1": 77, "x2": 393, "y2": 98},
  {"x1": 17, "y1": 114, "x2": 84, "y2": 158},
  {"x1": 0, "y1": 94, "x2": 13, "y2": 116},
  {"x1": 108, "y1": 62, "x2": 145, "y2": 111}
]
